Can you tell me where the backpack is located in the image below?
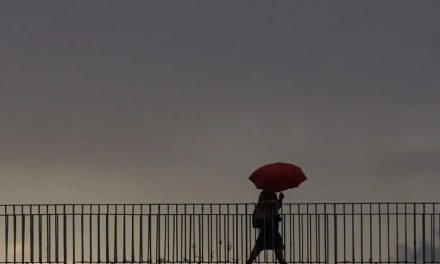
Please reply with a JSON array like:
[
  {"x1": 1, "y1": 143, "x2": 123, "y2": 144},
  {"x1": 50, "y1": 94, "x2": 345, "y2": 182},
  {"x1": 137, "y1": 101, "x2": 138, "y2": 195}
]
[{"x1": 252, "y1": 205, "x2": 269, "y2": 228}]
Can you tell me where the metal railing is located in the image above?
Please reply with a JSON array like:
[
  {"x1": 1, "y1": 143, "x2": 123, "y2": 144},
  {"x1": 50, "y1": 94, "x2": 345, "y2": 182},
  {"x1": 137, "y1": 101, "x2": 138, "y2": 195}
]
[{"x1": 1, "y1": 203, "x2": 439, "y2": 263}]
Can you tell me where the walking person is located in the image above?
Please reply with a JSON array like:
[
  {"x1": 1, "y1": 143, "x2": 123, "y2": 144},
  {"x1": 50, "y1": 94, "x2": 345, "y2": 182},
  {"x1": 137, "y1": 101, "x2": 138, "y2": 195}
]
[{"x1": 246, "y1": 190, "x2": 286, "y2": 264}]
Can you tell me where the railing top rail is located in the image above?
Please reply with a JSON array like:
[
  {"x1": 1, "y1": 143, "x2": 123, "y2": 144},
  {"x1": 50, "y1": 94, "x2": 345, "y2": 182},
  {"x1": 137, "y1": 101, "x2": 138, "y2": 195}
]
[{"x1": 1, "y1": 202, "x2": 440, "y2": 206}]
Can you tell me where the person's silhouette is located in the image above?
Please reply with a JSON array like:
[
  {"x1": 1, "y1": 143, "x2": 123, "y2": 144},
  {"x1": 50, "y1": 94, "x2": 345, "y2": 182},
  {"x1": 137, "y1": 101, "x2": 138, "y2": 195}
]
[{"x1": 246, "y1": 190, "x2": 286, "y2": 264}]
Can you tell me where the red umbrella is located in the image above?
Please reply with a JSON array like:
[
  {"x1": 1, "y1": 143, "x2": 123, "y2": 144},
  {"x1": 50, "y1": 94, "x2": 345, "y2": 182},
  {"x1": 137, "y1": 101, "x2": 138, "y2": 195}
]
[{"x1": 249, "y1": 162, "x2": 307, "y2": 192}]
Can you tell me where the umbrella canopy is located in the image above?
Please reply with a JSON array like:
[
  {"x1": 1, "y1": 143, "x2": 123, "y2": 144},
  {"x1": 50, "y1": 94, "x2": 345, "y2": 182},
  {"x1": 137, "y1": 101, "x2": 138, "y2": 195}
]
[{"x1": 249, "y1": 162, "x2": 307, "y2": 192}]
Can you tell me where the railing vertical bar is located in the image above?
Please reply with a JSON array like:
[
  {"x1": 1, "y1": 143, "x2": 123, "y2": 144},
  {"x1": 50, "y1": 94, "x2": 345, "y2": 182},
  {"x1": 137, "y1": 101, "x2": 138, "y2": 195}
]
[
  {"x1": 122, "y1": 204, "x2": 127, "y2": 262},
  {"x1": 189, "y1": 204, "x2": 192, "y2": 263},
  {"x1": 55, "y1": 205, "x2": 59, "y2": 263},
  {"x1": 241, "y1": 208, "x2": 244, "y2": 264},
  {"x1": 198, "y1": 205, "x2": 201, "y2": 263},
  {"x1": 414, "y1": 203, "x2": 417, "y2": 264},
  {"x1": 315, "y1": 204, "x2": 319, "y2": 264},
  {"x1": 423, "y1": 203, "x2": 426, "y2": 264},
  {"x1": 224, "y1": 205, "x2": 227, "y2": 263},
  {"x1": 63, "y1": 204, "x2": 67, "y2": 264},
  {"x1": 405, "y1": 203, "x2": 408, "y2": 263},
  {"x1": 325, "y1": 203, "x2": 328, "y2": 264},
  {"x1": 148, "y1": 205, "x2": 152, "y2": 263},
  {"x1": 223, "y1": 204, "x2": 226, "y2": 263},
  {"x1": 4, "y1": 206, "x2": 8, "y2": 263},
  {"x1": 220, "y1": 204, "x2": 223, "y2": 263},
  {"x1": 226, "y1": 204, "x2": 229, "y2": 263},
  {"x1": 140, "y1": 205, "x2": 143, "y2": 263},
  {"x1": 293, "y1": 203, "x2": 296, "y2": 263},
  {"x1": 105, "y1": 204, "x2": 109, "y2": 263},
  {"x1": 216, "y1": 205, "x2": 219, "y2": 263},
  {"x1": 185, "y1": 204, "x2": 188, "y2": 263},
  {"x1": 438, "y1": 207, "x2": 440, "y2": 264},
  {"x1": 343, "y1": 203, "x2": 346, "y2": 263},
  {"x1": 361, "y1": 203, "x2": 363, "y2": 264},
  {"x1": 89, "y1": 205, "x2": 92, "y2": 263},
  {"x1": 352, "y1": 203, "x2": 355, "y2": 264},
  {"x1": 431, "y1": 203, "x2": 436, "y2": 263},
  {"x1": 176, "y1": 204, "x2": 180, "y2": 263},
  {"x1": 131, "y1": 204, "x2": 135, "y2": 263},
  {"x1": 98, "y1": 205, "x2": 101, "y2": 263},
  {"x1": 72, "y1": 205, "x2": 75, "y2": 264},
  {"x1": 370, "y1": 203, "x2": 373, "y2": 264},
  {"x1": 22, "y1": 205, "x2": 25, "y2": 263},
  {"x1": 175, "y1": 204, "x2": 178, "y2": 262},
  {"x1": 245, "y1": 204, "x2": 248, "y2": 264},
  {"x1": 12, "y1": 205, "x2": 16, "y2": 263},
  {"x1": 312, "y1": 203, "x2": 315, "y2": 264},
  {"x1": 300, "y1": 203, "x2": 303, "y2": 263},
  {"x1": 81, "y1": 204, "x2": 84, "y2": 264},
  {"x1": 31, "y1": 205, "x2": 34, "y2": 263},
  {"x1": 307, "y1": 203, "x2": 310, "y2": 264},
  {"x1": 334, "y1": 203, "x2": 338, "y2": 264},
  {"x1": 39, "y1": 205, "x2": 42, "y2": 264},
  {"x1": 194, "y1": 205, "x2": 198, "y2": 262},
  {"x1": 396, "y1": 203, "x2": 399, "y2": 264},
  {"x1": 438, "y1": 206, "x2": 440, "y2": 264},
  {"x1": 114, "y1": 204, "x2": 118, "y2": 263},
  {"x1": 201, "y1": 206, "x2": 204, "y2": 263},
  {"x1": 172, "y1": 205, "x2": 175, "y2": 262},
  {"x1": 289, "y1": 204, "x2": 293, "y2": 263},
  {"x1": 180, "y1": 205, "x2": 183, "y2": 263},
  {"x1": 235, "y1": 204, "x2": 237, "y2": 263},
  {"x1": 208, "y1": 204, "x2": 211, "y2": 264},
  {"x1": 157, "y1": 204, "x2": 161, "y2": 263},
  {"x1": 280, "y1": 203, "x2": 284, "y2": 263},
  {"x1": 387, "y1": 203, "x2": 390, "y2": 264},
  {"x1": 166, "y1": 204, "x2": 170, "y2": 263},
  {"x1": 377, "y1": 203, "x2": 382, "y2": 262},
  {"x1": 176, "y1": 205, "x2": 184, "y2": 261},
  {"x1": 47, "y1": 205, "x2": 51, "y2": 263}
]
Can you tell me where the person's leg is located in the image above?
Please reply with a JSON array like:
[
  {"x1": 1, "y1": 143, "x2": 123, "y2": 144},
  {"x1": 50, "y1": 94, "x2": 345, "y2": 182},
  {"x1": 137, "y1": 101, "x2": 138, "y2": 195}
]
[
  {"x1": 274, "y1": 249, "x2": 286, "y2": 264},
  {"x1": 246, "y1": 246, "x2": 261, "y2": 264}
]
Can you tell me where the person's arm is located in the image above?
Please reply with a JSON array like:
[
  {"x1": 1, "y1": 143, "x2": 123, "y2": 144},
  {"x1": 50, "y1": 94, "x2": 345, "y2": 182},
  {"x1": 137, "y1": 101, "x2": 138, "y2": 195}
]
[
  {"x1": 277, "y1": 192, "x2": 284, "y2": 209},
  {"x1": 278, "y1": 192, "x2": 284, "y2": 203}
]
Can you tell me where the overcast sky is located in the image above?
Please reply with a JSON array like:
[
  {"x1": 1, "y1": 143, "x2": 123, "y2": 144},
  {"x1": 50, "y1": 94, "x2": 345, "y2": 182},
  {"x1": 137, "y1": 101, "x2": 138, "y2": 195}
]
[{"x1": 0, "y1": 1, "x2": 439, "y2": 204}]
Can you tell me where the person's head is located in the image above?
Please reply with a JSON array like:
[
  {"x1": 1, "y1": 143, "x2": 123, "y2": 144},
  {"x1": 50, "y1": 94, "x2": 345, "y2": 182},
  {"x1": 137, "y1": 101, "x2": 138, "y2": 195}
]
[{"x1": 258, "y1": 190, "x2": 277, "y2": 203}]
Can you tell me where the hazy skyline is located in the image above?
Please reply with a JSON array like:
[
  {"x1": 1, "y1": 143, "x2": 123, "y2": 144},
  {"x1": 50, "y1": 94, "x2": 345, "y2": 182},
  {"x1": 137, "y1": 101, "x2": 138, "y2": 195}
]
[{"x1": 1, "y1": 1, "x2": 439, "y2": 204}]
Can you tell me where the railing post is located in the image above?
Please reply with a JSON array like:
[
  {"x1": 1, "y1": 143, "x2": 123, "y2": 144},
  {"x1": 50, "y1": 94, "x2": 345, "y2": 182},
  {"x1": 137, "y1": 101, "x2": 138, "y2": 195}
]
[
  {"x1": 4, "y1": 205, "x2": 8, "y2": 263},
  {"x1": 63, "y1": 204, "x2": 67, "y2": 264},
  {"x1": 324, "y1": 203, "x2": 328, "y2": 264},
  {"x1": 423, "y1": 203, "x2": 426, "y2": 264},
  {"x1": 414, "y1": 203, "x2": 417, "y2": 264},
  {"x1": 334, "y1": 203, "x2": 337, "y2": 264}
]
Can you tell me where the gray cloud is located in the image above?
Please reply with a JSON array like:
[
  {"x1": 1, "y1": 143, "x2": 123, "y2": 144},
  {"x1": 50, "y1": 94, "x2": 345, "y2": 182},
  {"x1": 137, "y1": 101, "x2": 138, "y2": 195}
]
[{"x1": 371, "y1": 148, "x2": 440, "y2": 179}]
